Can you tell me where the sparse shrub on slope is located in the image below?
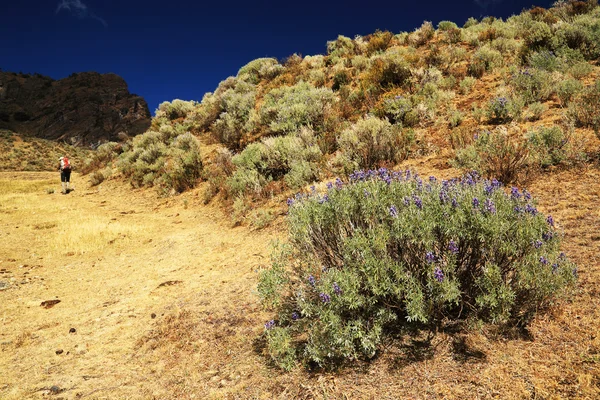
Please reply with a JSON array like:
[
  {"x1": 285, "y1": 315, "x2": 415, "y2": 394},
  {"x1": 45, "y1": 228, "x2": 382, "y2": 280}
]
[
  {"x1": 259, "y1": 81, "x2": 336, "y2": 135},
  {"x1": 336, "y1": 116, "x2": 414, "y2": 173},
  {"x1": 467, "y1": 45, "x2": 503, "y2": 77},
  {"x1": 452, "y1": 128, "x2": 530, "y2": 183},
  {"x1": 117, "y1": 130, "x2": 202, "y2": 194},
  {"x1": 527, "y1": 125, "x2": 585, "y2": 167},
  {"x1": 568, "y1": 79, "x2": 600, "y2": 136},
  {"x1": 508, "y1": 67, "x2": 555, "y2": 104},
  {"x1": 155, "y1": 99, "x2": 197, "y2": 121},
  {"x1": 213, "y1": 80, "x2": 257, "y2": 149},
  {"x1": 227, "y1": 127, "x2": 322, "y2": 197},
  {"x1": 258, "y1": 170, "x2": 576, "y2": 370},
  {"x1": 237, "y1": 58, "x2": 283, "y2": 84}
]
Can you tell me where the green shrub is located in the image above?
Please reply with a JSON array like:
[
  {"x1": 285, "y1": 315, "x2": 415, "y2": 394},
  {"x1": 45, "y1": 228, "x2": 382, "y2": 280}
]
[
  {"x1": 438, "y1": 21, "x2": 458, "y2": 31},
  {"x1": 81, "y1": 141, "x2": 122, "y2": 174},
  {"x1": 227, "y1": 128, "x2": 322, "y2": 196},
  {"x1": 452, "y1": 129, "x2": 530, "y2": 183},
  {"x1": 553, "y1": 14, "x2": 600, "y2": 60},
  {"x1": 259, "y1": 81, "x2": 336, "y2": 135},
  {"x1": 528, "y1": 50, "x2": 562, "y2": 71},
  {"x1": 463, "y1": 17, "x2": 479, "y2": 28},
  {"x1": 213, "y1": 80, "x2": 257, "y2": 149},
  {"x1": 327, "y1": 35, "x2": 358, "y2": 58},
  {"x1": 155, "y1": 99, "x2": 197, "y2": 120},
  {"x1": 523, "y1": 21, "x2": 553, "y2": 50},
  {"x1": 567, "y1": 61, "x2": 594, "y2": 78},
  {"x1": 366, "y1": 56, "x2": 412, "y2": 90},
  {"x1": 259, "y1": 170, "x2": 576, "y2": 369},
  {"x1": 336, "y1": 116, "x2": 414, "y2": 172},
  {"x1": 375, "y1": 95, "x2": 419, "y2": 126},
  {"x1": 467, "y1": 46, "x2": 503, "y2": 77},
  {"x1": 508, "y1": 68, "x2": 554, "y2": 104},
  {"x1": 459, "y1": 77, "x2": 477, "y2": 94},
  {"x1": 525, "y1": 102, "x2": 547, "y2": 121},
  {"x1": 568, "y1": 80, "x2": 600, "y2": 135},
  {"x1": 527, "y1": 126, "x2": 580, "y2": 167},
  {"x1": 237, "y1": 58, "x2": 282, "y2": 83},
  {"x1": 448, "y1": 110, "x2": 464, "y2": 128},
  {"x1": 408, "y1": 21, "x2": 435, "y2": 47},
  {"x1": 556, "y1": 78, "x2": 584, "y2": 106},
  {"x1": 117, "y1": 130, "x2": 202, "y2": 194},
  {"x1": 485, "y1": 96, "x2": 524, "y2": 123}
]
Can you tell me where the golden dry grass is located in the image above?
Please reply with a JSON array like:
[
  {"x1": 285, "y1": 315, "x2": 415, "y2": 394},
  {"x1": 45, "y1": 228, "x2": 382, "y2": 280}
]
[{"x1": 0, "y1": 164, "x2": 599, "y2": 399}]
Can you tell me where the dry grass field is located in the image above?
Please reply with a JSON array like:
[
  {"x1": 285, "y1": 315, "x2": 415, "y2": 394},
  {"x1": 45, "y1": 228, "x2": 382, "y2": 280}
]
[{"x1": 0, "y1": 163, "x2": 599, "y2": 399}]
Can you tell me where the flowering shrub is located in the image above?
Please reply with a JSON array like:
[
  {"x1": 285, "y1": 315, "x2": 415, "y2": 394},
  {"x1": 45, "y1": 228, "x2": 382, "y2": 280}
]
[
  {"x1": 485, "y1": 96, "x2": 524, "y2": 123},
  {"x1": 258, "y1": 170, "x2": 576, "y2": 369},
  {"x1": 508, "y1": 68, "x2": 554, "y2": 105}
]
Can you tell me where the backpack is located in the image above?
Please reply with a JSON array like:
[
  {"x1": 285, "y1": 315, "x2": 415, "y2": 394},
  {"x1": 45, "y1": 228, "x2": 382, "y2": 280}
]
[{"x1": 62, "y1": 157, "x2": 71, "y2": 171}]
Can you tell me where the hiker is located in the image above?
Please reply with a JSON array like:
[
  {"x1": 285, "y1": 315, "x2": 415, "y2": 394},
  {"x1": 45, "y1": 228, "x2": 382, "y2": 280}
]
[{"x1": 58, "y1": 156, "x2": 72, "y2": 194}]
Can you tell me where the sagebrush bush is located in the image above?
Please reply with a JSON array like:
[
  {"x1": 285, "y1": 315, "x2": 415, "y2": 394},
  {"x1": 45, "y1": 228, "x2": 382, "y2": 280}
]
[
  {"x1": 508, "y1": 68, "x2": 555, "y2": 104},
  {"x1": 259, "y1": 81, "x2": 336, "y2": 135},
  {"x1": 155, "y1": 99, "x2": 197, "y2": 121},
  {"x1": 485, "y1": 96, "x2": 524, "y2": 123},
  {"x1": 527, "y1": 125, "x2": 582, "y2": 167},
  {"x1": 237, "y1": 58, "x2": 282, "y2": 84},
  {"x1": 227, "y1": 127, "x2": 322, "y2": 197},
  {"x1": 213, "y1": 80, "x2": 257, "y2": 149},
  {"x1": 568, "y1": 79, "x2": 600, "y2": 135},
  {"x1": 258, "y1": 170, "x2": 576, "y2": 369},
  {"x1": 556, "y1": 78, "x2": 584, "y2": 106},
  {"x1": 452, "y1": 128, "x2": 530, "y2": 183},
  {"x1": 375, "y1": 95, "x2": 419, "y2": 126},
  {"x1": 468, "y1": 46, "x2": 503, "y2": 77},
  {"x1": 117, "y1": 130, "x2": 202, "y2": 194},
  {"x1": 336, "y1": 116, "x2": 414, "y2": 172}
]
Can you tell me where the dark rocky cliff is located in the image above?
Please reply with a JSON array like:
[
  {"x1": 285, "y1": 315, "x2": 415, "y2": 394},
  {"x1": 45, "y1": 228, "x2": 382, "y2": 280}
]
[{"x1": 0, "y1": 71, "x2": 151, "y2": 146}]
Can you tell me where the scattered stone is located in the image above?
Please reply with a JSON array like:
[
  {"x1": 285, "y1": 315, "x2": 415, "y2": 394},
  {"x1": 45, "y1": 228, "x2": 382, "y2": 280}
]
[
  {"x1": 49, "y1": 385, "x2": 61, "y2": 394},
  {"x1": 156, "y1": 280, "x2": 183, "y2": 288},
  {"x1": 0, "y1": 282, "x2": 8, "y2": 291},
  {"x1": 150, "y1": 313, "x2": 156, "y2": 319},
  {"x1": 69, "y1": 328, "x2": 76, "y2": 334},
  {"x1": 40, "y1": 299, "x2": 61, "y2": 309},
  {"x1": 55, "y1": 349, "x2": 63, "y2": 355}
]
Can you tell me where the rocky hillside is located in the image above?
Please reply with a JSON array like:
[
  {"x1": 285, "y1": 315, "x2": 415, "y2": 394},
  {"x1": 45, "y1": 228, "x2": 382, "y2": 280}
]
[{"x1": 0, "y1": 71, "x2": 151, "y2": 146}]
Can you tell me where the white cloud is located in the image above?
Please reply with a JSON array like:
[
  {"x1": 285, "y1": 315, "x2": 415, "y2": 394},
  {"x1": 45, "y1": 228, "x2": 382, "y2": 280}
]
[{"x1": 56, "y1": 0, "x2": 107, "y2": 27}]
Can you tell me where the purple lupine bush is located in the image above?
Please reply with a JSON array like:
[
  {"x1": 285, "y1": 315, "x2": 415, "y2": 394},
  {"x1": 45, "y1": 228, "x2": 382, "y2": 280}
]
[{"x1": 258, "y1": 169, "x2": 576, "y2": 370}]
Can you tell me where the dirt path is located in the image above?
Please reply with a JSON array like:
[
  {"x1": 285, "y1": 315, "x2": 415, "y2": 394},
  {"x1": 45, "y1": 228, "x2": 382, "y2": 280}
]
[{"x1": 0, "y1": 172, "x2": 280, "y2": 399}]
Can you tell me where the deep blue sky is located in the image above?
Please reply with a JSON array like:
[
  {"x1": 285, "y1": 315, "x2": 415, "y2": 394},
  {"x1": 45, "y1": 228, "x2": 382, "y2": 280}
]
[{"x1": 1, "y1": 0, "x2": 552, "y2": 114}]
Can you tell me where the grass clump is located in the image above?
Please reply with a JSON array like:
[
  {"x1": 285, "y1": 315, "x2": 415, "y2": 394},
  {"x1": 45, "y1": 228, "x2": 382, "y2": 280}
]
[{"x1": 258, "y1": 170, "x2": 576, "y2": 370}]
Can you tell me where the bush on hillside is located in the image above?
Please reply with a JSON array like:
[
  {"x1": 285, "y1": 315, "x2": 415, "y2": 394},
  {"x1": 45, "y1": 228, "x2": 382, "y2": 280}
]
[
  {"x1": 213, "y1": 80, "x2": 257, "y2": 148},
  {"x1": 237, "y1": 58, "x2": 283, "y2": 84},
  {"x1": 508, "y1": 68, "x2": 555, "y2": 104},
  {"x1": 568, "y1": 79, "x2": 600, "y2": 135},
  {"x1": 527, "y1": 125, "x2": 584, "y2": 167},
  {"x1": 452, "y1": 128, "x2": 530, "y2": 183},
  {"x1": 467, "y1": 46, "x2": 503, "y2": 77},
  {"x1": 117, "y1": 130, "x2": 202, "y2": 194},
  {"x1": 259, "y1": 81, "x2": 336, "y2": 135},
  {"x1": 258, "y1": 170, "x2": 576, "y2": 370},
  {"x1": 336, "y1": 116, "x2": 414, "y2": 172},
  {"x1": 227, "y1": 127, "x2": 322, "y2": 197},
  {"x1": 155, "y1": 99, "x2": 197, "y2": 121},
  {"x1": 375, "y1": 95, "x2": 419, "y2": 126}
]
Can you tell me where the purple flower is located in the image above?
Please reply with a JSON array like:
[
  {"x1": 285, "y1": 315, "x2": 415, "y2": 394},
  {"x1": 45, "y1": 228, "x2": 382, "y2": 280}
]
[
  {"x1": 429, "y1": 176, "x2": 437, "y2": 182},
  {"x1": 451, "y1": 197, "x2": 458, "y2": 208},
  {"x1": 542, "y1": 231, "x2": 553, "y2": 241},
  {"x1": 335, "y1": 178, "x2": 343, "y2": 189},
  {"x1": 484, "y1": 198, "x2": 496, "y2": 214},
  {"x1": 291, "y1": 312, "x2": 300, "y2": 320},
  {"x1": 434, "y1": 266, "x2": 444, "y2": 282},
  {"x1": 540, "y1": 256, "x2": 548, "y2": 265},
  {"x1": 511, "y1": 187, "x2": 521, "y2": 200},
  {"x1": 333, "y1": 282, "x2": 342, "y2": 295},
  {"x1": 552, "y1": 264, "x2": 558, "y2": 274},
  {"x1": 546, "y1": 215, "x2": 555, "y2": 227},
  {"x1": 404, "y1": 197, "x2": 411, "y2": 206},
  {"x1": 448, "y1": 240, "x2": 459, "y2": 254},
  {"x1": 326, "y1": 182, "x2": 333, "y2": 190},
  {"x1": 414, "y1": 196, "x2": 423, "y2": 209},
  {"x1": 319, "y1": 194, "x2": 329, "y2": 204},
  {"x1": 472, "y1": 197, "x2": 480, "y2": 208},
  {"x1": 286, "y1": 198, "x2": 294, "y2": 206},
  {"x1": 514, "y1": 206, "x2": 524, "y2": 214},
  {"x1": 525, "y1": 204, "x2": 538, "y2": 215},
  {"x1": 426, "y1": 252, "x2": 436, "y2": 264},
  {"x1": 310, "y1": 185, "x2": 316, "y2": 192},
  {"x1": 389, "y1": 205, "x2": 398, "y2": 217},
  {"x1": 439, "y1": 190, "x2": 450, "y2": 203},
  {"x1": 559, "y1": 252, "x2": 566, "y2": 260},
  {"x1": 319, "y1": 293, "x2": 331, "y2": 303},
  {"x1": 265, "y1": 320, "x2": 275, "y2": 330},
  {"x1": 533, "y1": 240, "x2": 543, "y2": 249},
  {"x1": 308, "y1": 275, "x2": 316, "y2": 286},
  {"x1": 523, "y1": 190, "x2": 531, "y2": 201}
]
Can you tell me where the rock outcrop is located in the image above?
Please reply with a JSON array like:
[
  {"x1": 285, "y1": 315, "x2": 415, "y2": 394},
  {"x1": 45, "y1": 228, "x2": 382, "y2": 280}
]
[{"x1": 0, "y1": 71, "x2": 151, "y2": 146}]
